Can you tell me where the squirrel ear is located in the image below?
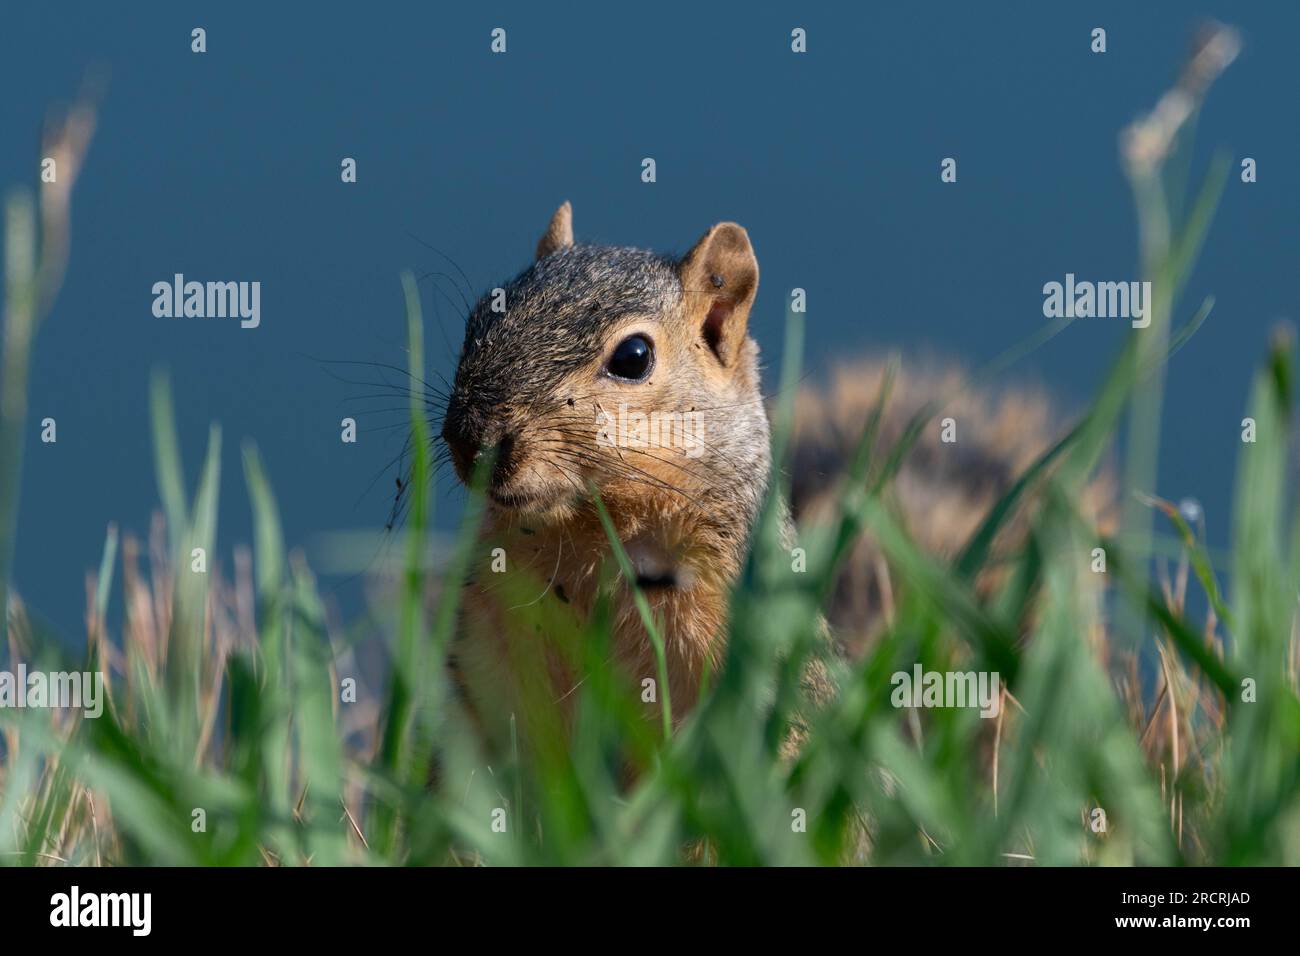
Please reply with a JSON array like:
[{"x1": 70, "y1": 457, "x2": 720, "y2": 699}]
[
  {"x1": 536, "y1": 201, "x2": 574, "y2": 260},
  {"x1": 678, "y1": 223, "x2": 759, "y2": 367}
]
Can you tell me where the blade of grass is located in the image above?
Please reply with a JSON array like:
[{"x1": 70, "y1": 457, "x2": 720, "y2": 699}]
[
  {"x1": 149, "y1": 368, "x2": 190, "y2": 558},
  {"x1": 592, "y1": 488, "x2": 672, "y2": 740},
  {"x1": 0, "y1": 192, "x2": 38, "y2": 650}
]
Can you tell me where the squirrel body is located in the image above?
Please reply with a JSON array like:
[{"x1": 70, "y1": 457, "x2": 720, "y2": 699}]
[
  {"x1": 444, "y1": 203, "x2": 770, "y2": 748},
  {"x1": 442, "y1": 203, "x2": 1088, "y2": 754}
]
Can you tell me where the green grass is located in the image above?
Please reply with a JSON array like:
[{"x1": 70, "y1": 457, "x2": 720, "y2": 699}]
[{"x1": 2, "y1": 41, "x2": 1298, "y2": 865}]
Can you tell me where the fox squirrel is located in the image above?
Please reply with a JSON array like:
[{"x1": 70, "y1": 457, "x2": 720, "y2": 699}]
[{"x1": 441, "y1": 202, "x2": 1096, "y2": 755}]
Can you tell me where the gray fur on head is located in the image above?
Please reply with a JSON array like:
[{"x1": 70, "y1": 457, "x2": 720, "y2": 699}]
[{"x1": 453, "y1": 244, "x2": 681, "y2": 416}]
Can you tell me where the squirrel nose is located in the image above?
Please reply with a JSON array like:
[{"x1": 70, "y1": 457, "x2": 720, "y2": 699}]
[
  {"x1": 441, "y1": 411, "x2": 517, "y2": 486},
  {"x1": 441, "y1": 411, "x2": 482, "y2": 478}
]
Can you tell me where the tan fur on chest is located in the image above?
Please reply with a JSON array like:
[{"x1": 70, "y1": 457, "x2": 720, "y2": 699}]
[{"x1": 453, "y1": 495, "x2": 737, "y2": 750}]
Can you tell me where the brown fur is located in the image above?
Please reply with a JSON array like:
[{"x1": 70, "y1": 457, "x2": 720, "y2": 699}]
[
  {"x1": 449, "y1": 206, "x2": 770, "y2": 753},
  {"x1": 791, "y1": 358, "x2": 1114, "y2": 654}
]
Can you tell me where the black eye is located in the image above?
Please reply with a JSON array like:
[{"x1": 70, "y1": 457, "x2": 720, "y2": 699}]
[{"x1": 606, "y1": 334, "x2": 653, "y2": 381}]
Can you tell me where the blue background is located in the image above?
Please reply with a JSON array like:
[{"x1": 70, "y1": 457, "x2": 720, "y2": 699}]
[{"x1": 2, "y1": 1, "x2": 1296, "y2": 640}]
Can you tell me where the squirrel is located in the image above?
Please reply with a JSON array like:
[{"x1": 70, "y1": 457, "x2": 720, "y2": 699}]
[{"x1": 440, "y1": 201, "x2": 1096, "y2": 756}]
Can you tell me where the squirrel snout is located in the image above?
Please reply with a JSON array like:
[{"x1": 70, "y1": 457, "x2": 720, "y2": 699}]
[
  {"x1": 441, "y1": 408, "x2": 517, "y2": 487},
  {"x1": 441, "y1": 408, "x2": 483, "y2": 479}
]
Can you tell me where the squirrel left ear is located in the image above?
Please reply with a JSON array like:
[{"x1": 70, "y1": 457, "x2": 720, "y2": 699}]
[
  {"x1": 678, "y1": 223, "x2": 759, "y2": 367},
  {"x1": 536, "y1": 201, "x2": 574, "y2": 260}
]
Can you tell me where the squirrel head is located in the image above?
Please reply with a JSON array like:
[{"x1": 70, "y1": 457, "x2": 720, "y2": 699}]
[{"x1": 442, "y1": 201, "x2": 769, "y2": 529}]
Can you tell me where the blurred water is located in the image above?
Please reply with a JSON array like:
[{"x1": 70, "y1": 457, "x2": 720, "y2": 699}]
[{"x1": 2, "y1": 1, "x2": 1296, "y2": 641}]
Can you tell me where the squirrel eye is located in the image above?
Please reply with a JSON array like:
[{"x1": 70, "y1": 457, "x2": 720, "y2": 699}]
[{"x1": 606, "y1": 334, "x2": 653, "y2": 381}]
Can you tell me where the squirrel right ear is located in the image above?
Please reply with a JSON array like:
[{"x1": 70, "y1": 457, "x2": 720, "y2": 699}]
[
  {"x1": 535, "y1": 201, "x2": 574, "y2": 260},
  {"x1": 678, "y1": 223, "x2": 759, "y2": 367}
]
